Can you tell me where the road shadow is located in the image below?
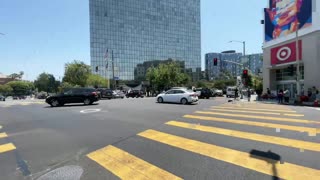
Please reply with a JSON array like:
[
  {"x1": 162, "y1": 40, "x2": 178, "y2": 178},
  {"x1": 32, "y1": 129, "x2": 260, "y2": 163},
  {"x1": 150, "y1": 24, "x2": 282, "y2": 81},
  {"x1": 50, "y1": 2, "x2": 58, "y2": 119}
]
[
  {"x1": 44, "y1": 103, "x2": 99, "y2": 108},
  {"x1": 249, "y1": 149, "x2": 282, "y2": 180},
  {"x1": 156, "y1": 102, "x2": 197, "y2": 106}
]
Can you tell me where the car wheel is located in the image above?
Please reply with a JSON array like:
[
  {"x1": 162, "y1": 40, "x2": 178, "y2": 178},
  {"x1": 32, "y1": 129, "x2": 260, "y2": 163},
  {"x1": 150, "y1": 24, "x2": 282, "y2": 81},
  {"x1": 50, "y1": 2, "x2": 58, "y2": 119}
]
[
  {"x1": 181, "y1": 98, "x2": 188, "y2": 105},
  {"x1": 84, "y1": 98, "x2": 91, "y2": 105},
  {"x1": 157, "y1": 97, "x2": 163, "y2": 103},
  {"x1": 50, "y1": 99, "x2": 60, "y2": 107}
]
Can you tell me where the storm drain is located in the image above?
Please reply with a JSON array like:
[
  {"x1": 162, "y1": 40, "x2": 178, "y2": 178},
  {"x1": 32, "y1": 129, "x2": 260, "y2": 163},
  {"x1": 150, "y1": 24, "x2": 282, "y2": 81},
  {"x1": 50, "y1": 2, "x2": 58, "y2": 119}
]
[{"x1": 37, "y1": 165, "x2": 83, "y2": 180}]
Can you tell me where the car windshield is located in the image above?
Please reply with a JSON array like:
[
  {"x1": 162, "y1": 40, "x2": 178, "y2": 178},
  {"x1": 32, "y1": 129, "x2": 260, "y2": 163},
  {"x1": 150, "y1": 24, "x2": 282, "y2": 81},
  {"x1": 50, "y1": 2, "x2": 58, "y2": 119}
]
[{"x1": 2, "y1": 1, "x2": 317, "y2": 180}]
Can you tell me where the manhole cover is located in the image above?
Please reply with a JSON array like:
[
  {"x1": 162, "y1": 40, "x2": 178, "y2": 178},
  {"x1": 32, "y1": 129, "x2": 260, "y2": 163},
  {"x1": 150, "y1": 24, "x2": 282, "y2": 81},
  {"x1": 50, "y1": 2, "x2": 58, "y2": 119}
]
[
  {"x1": 80, "y1": 109, "x2": 101, "y2": 113},
  {"x1": 37, "y1": 165, "x2": 83, "y2": 180}
]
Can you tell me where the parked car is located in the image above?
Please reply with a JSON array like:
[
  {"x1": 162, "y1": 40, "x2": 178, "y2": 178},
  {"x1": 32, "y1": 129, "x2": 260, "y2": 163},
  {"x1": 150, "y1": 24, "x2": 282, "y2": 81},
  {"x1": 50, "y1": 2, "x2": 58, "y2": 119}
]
[
  {"x1": 96, "y1": 88, "x2": 113, "y2": 99},
  {"x1": 0, "y1": 95, "x2": 5, "y2": 101},
  {"x1": 37, "y1": 94, "x2": 47, "y2": 99},
  {"x1": 226, "y1": 86, "x2": 237, "y2": 98},
  {"x1": 45, "y1": 88, "x2": 99, "y2": 107},
  {"x1": 156, "y1": 89, "x2": 198, "y2": 105},
  {"x1": 13, "y1": 96, "x2": 18, "y2": 100},
  {"x1": 112, "y1": 91, "x2": 125, "y2": 99},
  {"x1": 126, "y1": 90, "x2": 144, "y2": 98},
  {"x1": 195, "y1": 88, "x2": 212, "y2": 99},
  {"x1": 212, "y1": 88, "x2": 223, "y2": 97}
]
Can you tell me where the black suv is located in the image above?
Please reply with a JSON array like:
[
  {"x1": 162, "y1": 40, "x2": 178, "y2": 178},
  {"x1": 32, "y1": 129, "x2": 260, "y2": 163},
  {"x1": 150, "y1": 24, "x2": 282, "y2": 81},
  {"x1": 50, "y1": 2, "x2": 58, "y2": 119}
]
[
  {"x1": 45, "y1": 88, "x2": 99, "y2": 107},
  {"x1": 96, "y1": 88, "x2": 113, "y2": 99},
  {"x1": 196, "y1": 88, "x2": 212, "y2": 99},
  {"x1": 126, "y1": 90, "x2": 144, "y2": 98}
]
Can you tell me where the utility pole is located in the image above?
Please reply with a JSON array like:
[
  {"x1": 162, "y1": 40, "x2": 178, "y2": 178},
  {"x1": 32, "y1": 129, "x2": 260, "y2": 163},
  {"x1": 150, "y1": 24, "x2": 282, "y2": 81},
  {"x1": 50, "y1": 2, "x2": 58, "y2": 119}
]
[{"x1": 296, "y1": 24, "x2": 301, "y2": 97}]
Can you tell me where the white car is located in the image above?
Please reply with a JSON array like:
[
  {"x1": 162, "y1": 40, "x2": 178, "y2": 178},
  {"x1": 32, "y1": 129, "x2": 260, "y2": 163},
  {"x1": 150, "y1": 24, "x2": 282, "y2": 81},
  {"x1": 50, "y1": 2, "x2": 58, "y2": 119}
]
[{"x1": 156, "y1": 89, "x2": 198, "y2": 105}]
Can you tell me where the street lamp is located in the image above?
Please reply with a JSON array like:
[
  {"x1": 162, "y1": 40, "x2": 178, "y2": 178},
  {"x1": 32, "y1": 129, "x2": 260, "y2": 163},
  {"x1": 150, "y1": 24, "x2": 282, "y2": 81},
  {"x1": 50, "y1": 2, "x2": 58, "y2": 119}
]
[
  {"x1": 229, "y1": 40, "x2": 246, "y2": 56},
  {"x1": 229, "y1": 40, "x2": 246, "y2": 99}
]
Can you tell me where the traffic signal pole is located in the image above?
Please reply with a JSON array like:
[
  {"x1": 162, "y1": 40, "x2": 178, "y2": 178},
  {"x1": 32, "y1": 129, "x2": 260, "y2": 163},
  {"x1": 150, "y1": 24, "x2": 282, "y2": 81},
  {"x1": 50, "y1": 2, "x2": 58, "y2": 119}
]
[{"x1": 218, "y1": 59, "x2": 251, "y2": 99}]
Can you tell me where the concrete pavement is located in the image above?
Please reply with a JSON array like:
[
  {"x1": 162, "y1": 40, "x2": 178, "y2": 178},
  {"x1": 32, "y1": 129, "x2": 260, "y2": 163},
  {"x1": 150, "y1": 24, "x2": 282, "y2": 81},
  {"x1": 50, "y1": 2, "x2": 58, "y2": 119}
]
[{"x1": 0, "y1": 97, "x2": 320, "y2": 180}]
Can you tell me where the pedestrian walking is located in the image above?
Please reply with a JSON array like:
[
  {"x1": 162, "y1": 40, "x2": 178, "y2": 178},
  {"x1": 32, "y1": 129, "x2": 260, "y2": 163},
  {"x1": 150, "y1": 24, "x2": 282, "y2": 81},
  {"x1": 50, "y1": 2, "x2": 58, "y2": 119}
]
[
  {"x1": 247, "y1": 89, "x2": 251, "y2": 102},
  {"x1": 234, "y1": 88, "x2": 239, "y2": 100},
  {"x1": 284, "y1": 89, "x2": 290, "y2": 104},
  {"x1": 278, "y1": 89, "x2": 284, "y2": 104}
]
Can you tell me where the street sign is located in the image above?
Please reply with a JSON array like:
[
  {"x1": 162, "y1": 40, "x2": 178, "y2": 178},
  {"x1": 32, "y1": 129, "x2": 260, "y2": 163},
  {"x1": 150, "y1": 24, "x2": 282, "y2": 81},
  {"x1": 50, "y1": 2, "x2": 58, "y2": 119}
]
[
  {"x1": 114, "y1": 77, "x2": 120, "y2": 80},
  {"x1": 241, "y1": 57, "x2": 249, "y2": 64}
]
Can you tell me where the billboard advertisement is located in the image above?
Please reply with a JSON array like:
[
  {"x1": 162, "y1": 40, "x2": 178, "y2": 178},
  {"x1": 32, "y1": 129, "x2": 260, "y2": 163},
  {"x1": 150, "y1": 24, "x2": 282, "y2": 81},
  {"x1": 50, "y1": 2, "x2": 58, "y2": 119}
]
[
  {"x1": 265, "y1": 0, "x2": 312, "y2": 42},
  {"x1": 271, "y1": 40, "x2": 302, "y2": 65}
]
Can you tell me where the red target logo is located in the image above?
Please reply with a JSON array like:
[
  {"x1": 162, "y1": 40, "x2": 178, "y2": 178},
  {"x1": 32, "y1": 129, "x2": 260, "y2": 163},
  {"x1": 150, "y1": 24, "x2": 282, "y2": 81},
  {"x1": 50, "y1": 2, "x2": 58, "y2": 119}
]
[{"x1": 276, "y1": 47, "x2": 291, "y2": 61}]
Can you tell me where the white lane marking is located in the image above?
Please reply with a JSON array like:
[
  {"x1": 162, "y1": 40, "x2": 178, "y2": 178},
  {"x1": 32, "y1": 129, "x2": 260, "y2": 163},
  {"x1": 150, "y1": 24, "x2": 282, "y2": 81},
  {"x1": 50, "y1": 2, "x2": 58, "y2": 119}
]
[{"x1": 80, "y1": 109, "x2": 101, "y2": 113}]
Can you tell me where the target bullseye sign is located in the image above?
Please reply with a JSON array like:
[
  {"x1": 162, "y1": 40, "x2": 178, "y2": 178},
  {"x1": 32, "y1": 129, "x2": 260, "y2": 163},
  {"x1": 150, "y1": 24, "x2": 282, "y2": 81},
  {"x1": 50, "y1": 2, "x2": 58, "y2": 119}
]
[
  {"x1": 276, "y1": 47, "x2": 291, "y2": 61},
  {"x1": 271, "y1": 40, "x2": 302, "y2": 65}
]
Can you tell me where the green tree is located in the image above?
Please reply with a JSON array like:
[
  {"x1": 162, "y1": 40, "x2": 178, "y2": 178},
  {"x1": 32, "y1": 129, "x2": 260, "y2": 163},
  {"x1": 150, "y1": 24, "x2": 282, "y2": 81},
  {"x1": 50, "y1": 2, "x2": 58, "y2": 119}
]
[
  {"x1": 8, "y1": 71, "x2": 24, "y2": 80},
  {"x1": 146, "y1": 61, "x2": 190, "y2": 90},
  {"x1": 58, "y1": 82, "x2": 73, "y2": 92},
  {"x1": 6, "y1": 81, "x2": 34, "y2": 95},
  {"x1": 63, "y1": 60, "x2": 91, "y2": 87},
  {"x1": 0, "y1": 84, "x2": 13, "y2": 95},
  {"x1": 34, "y1": 73, "x2": 59, "y2": 93},
  {"x1": 213, "y1": 79, "x2": 236, "y2": 90},
  {"x1": 87, "y1": 74, "x2": 108, "y2": 88}
]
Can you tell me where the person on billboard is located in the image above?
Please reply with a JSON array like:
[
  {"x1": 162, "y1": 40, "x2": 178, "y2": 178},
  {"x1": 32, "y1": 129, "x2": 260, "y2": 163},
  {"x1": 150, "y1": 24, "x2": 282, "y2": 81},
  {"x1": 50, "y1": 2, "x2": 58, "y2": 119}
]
[{"x1": 265, "y1": 0, "x2": 312, "y2": 41}]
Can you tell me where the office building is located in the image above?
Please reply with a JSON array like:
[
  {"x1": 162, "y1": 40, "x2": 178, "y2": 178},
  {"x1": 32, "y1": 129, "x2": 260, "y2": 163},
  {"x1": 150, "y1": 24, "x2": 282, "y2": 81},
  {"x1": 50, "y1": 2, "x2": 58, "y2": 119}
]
[
  {"x1": 205, "y1": 52, "x2": 263, "y2": 81},
  {"x1": 89, "y1": 0, "x2": 201, "y2": 82},
  {"x1": 205, "y1": 52, "x2": 242, "y2": 80}
]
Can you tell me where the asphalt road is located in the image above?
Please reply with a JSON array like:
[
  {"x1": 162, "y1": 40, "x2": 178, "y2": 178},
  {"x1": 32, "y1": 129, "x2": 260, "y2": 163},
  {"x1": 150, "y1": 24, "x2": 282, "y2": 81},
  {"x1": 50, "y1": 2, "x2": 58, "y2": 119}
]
[{"x1": 0, "y1": 97, "x2": 320, "y2": 180}]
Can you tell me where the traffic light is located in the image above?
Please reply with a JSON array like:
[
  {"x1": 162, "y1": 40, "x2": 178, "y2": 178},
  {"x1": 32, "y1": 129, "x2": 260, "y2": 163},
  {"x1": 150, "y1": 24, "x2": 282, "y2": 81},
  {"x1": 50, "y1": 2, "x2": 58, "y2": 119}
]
[
  {"x1": 213, "y1": 58, "x2": 218, "y2": 66},
  {"x1": 288, "y1": 65, "x2": 294, "y2": 76},
  {"x1": 95, "y1": 66, "x2": 99, "y2": 72},
  {"x1": 243, "y1": 69, "x2": 248, "y2": 78}
]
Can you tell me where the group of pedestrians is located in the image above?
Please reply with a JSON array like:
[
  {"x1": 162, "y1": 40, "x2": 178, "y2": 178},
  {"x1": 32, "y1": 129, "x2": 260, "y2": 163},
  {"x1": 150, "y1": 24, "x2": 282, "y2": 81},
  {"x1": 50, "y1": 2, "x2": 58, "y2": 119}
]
[{"x1": 277, "y1": 89, "x2": 290, "y2": 104}]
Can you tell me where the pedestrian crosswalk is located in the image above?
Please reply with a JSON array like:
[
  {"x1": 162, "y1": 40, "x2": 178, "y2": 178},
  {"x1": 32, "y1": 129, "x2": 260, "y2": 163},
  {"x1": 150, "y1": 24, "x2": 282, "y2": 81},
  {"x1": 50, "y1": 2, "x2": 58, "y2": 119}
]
[
  {"x1": 86, "y1": 102, "x2": 320, "y2": 180},
  {"x1": 0, "y1": 126, "x2": 16, "y2": 154}
]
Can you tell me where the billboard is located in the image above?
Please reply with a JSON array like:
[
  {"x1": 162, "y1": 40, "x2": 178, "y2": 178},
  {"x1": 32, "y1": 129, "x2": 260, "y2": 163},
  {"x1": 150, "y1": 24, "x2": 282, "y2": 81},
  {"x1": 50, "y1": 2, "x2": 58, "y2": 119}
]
[{"x1": 265, "y1": 0, "x2": 312, "y2": 42}]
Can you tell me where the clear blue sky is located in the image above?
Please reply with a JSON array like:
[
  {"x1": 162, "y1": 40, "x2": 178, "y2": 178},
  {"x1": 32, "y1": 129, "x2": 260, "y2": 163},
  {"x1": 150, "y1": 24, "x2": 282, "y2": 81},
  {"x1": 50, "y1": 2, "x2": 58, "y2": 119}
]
[{"x1": 0, "y1": 0, "x2": 267, "y2": 81}]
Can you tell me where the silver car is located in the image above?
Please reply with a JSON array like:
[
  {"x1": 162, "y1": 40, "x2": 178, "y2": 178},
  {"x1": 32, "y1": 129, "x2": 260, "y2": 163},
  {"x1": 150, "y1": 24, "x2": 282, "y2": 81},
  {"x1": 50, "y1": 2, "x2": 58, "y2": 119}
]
[
  {"x1": 156, "y1": 89, "x2": 198, "y2": 105},
  {"x1": 0, "y1": 95, "x2": 6, "y2": 101}
]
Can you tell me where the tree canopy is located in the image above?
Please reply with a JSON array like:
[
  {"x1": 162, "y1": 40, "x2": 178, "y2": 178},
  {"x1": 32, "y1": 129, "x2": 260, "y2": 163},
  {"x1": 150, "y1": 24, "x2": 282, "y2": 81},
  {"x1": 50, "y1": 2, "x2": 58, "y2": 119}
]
[
  {"x1": 0, "y1": 84, "x2": 13, "y2": 95},
  {"x1": 6, "y1": 81, "x2": 34, "y2": 95},
  {"x1": 8, "y1": 71, "x2": 24, "y2": 80},
  {"x1": 87, "y1": 74, "x2": 108, "y2": 88},
  {"x1": 146, "y1": 61, "x2": 190, "y2": 90},
  {"x1": 63, "y1": 60, "x2": 91, "y2": 87},
  {"x1": 34, "y1": 73, "x2": 59, "y2": 93}
]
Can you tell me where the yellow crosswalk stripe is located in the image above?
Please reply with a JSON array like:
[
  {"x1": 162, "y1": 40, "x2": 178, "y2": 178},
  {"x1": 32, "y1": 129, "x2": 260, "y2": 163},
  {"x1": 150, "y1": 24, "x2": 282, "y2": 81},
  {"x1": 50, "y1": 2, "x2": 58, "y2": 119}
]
[
  {"x1": 213, "y1": 106, "x2": 296, "y2": 113},
  {"x1": 87, "y1": 145, "x2": 182, "y2": 180},
  {"x1": 195, "y1": 111, "x2": 319, "y2": 124},
  {"x1": 184, "y1": 115, "x2": 318, "y2": 136},
  {"x1": 138, "y1": 130, "x2": 320, "y2": 180},
  {"x1": 166, "y1": 121, "x2": 320, "y2": 152},
  {"x1": 0, "y1": 133, "x2": 8, "y2": 138},
  {"x1": 209, "y1": 108, "x2": 304, "y2": 117},
  {"x1": 0, "y1": 143, "x2": 16, "y2": 154},
  {"x1": 220, "y1": 103, "x2": 290, "y2": 110}
]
